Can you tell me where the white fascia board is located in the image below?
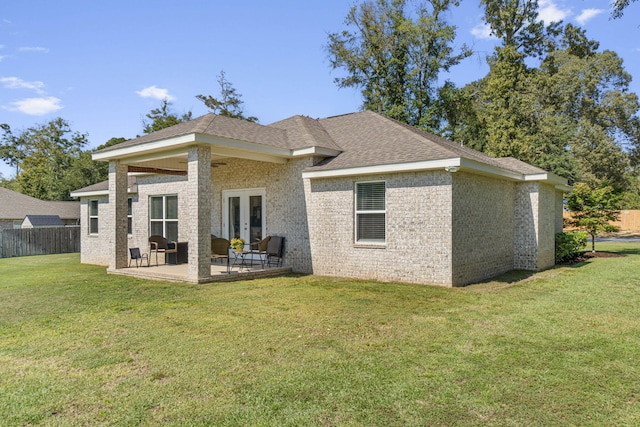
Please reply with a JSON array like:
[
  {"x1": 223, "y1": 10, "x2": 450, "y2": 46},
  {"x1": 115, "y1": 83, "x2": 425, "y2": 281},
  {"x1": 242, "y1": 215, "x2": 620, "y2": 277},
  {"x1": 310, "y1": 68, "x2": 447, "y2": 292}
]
[
  {"x1": 457, "y1": 158, "x2": 523, "y2": 181},
  {"x1": 92, "y1": 135, "x2": 197, "y2": 161},
  {"x1": 301, "y1": 158, "x2": 461, "y2": 179},
  {"x1": 291, "y1": 147, "x2": 342, "y2": 157},
  {"x1": 196, "y1": 133, "x2": 291, "y2": 162},
  {"x1": 70, "y1": 184, "x2": 138, "y2": 199}
]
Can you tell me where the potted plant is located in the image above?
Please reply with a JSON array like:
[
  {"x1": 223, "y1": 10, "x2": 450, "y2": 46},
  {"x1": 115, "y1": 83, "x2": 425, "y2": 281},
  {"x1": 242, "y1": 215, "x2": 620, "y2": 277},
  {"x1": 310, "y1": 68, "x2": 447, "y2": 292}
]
[{"x1": 230, "y1": 237, "x2": 245, "y2": 252}]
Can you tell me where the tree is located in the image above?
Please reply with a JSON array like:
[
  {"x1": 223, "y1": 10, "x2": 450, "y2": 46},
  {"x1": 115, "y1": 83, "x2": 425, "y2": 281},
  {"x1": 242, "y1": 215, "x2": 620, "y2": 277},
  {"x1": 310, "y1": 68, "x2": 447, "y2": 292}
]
[
  {"x1": 142, "y1": 99, "x2": 192, "y2": 134},
  {"x1": 612, "y1": 0, "x2": 637, "y2": 18},
  {"x1": 1, "y1": 118, "x2": 99, "y2": 200},
  {"x1": 196, "y1": 70, "x2": 258, "y2": 123},
  {"x1": 326, "y1": 0, "x2": 470, "y2": 131},
  {"x1": 0, "y1": 123, "x2": 28, "y2": 177},
  {"x1": 480, "y1": 0, "x2": 547, "y2": 57},
  {"x1": 566, "y1": 183, "x2": 620, "y2": 252}
]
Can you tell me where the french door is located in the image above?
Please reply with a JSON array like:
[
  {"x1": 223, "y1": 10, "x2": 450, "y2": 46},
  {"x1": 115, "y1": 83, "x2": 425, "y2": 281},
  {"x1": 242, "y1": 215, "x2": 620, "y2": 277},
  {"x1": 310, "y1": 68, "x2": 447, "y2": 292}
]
[{"x1": 222, "y1": 189, "x2": 266, "y2": 245}]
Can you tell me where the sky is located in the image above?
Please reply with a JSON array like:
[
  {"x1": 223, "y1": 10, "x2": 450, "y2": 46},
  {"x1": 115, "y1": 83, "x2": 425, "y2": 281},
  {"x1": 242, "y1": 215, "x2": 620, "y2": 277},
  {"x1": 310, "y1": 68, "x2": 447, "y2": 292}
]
[{"x1": 1, "y1": 0, "x2": 639, "y2": 179}]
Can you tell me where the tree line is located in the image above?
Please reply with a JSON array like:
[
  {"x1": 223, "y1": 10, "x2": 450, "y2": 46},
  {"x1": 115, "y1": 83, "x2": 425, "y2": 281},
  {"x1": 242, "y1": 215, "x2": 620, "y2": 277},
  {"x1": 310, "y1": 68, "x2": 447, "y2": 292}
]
[{"x1": 327, "y1": 0, "x2": 640, "y2": 207}]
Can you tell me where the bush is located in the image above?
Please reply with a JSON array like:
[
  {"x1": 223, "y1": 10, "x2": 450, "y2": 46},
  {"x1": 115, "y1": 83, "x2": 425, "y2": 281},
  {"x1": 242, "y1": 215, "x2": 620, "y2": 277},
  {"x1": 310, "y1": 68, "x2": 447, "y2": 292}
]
[{"x1": 555, "y1": 231, "x2": 588, "y2": 263}]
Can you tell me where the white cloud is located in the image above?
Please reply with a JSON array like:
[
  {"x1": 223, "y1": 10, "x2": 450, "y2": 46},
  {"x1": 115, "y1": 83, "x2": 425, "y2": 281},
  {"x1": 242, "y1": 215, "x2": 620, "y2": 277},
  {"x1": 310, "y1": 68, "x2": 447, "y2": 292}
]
[
  {"x1": 471, "y1": 22, "x2": 495, "y2": 40},
  {"x1": 0, "y1": 55, "x2": 5, "y2": 62},
  {"x1": 538, "y1": 0, "x2": 571, "y2": 24},
  {"x1": 0, "y1": 76, "x2": 46, "y2": 94},
  {"x1": 576, "y1": 8, "x2": 604, "y2": 25},
  {"x1": 6, "y1": 96, "x2": 62, "y2": 115},
  {"x1": 136, "y1": 85, "x2": 175, "y2": 101},
  {"x1": 18, "y1": 46, "x2": 49, "y2": 53}
]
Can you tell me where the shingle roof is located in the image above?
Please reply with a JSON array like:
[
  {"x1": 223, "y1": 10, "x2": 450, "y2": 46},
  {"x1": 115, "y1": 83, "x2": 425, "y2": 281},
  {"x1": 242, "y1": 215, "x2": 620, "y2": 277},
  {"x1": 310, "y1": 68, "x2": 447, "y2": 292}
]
[
  {"x1": 267, "y1": 115, "x2": 342, "y2": 151},
  {"x1": 97, "y1": 114, "x2": 289, "y2": 153},
  {"x1": 0, "y1": 187, "x2": 80, "y2": 220},
  {"x1": 23, "y1": 215, "x2": 64, "y2": 227},
  {"x1": 93, "y1": 110, "x2": 558, "y2": 179},
  {"x1": 70, "y1": 176, "x2": 137, "y2": 195}
]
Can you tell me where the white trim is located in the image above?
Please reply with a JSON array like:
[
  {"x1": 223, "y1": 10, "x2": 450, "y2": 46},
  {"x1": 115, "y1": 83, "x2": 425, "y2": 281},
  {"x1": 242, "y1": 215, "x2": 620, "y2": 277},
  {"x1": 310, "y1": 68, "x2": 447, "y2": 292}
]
[
  {"x1": 302, "y1": 158, "x2": 461, "y2": 179},
  {"x1": 291, "y1": 147, "x2": 342, "y2": 157},
  {"x1": 70, "y1": 184, "x2": 138, "y2": 198},
  {"x1": 93, "y1": 135, "x2": 197, "y2": 160},
  {"x1": 302, "y1": 156, "x2": 570, "y2": 188},
  {"x1": 354, "y1": 180, "x2": 386, "y2": 245}
]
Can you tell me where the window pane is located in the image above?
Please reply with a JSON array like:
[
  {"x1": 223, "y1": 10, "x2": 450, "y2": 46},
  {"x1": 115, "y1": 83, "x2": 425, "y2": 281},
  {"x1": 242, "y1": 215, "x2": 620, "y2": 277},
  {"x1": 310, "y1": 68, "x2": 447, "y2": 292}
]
[
  {"x1": 150, "y1": 197, "x2": 163, "y2": 219},
  {"x1": 357, "y1": 182, "x2": 385, "y2": 211},
  {"x1": 358, "y1": 213, "x2": 385, "y2": 242},
  {"x1": 89, "y1": 200, "x2": 98, "y2": 216},
  {"x1": 127, "y1": 217, "x2": 132, "y2": 235},
  {"x1": 249, "y1": 195, "x2": 263, "y2": 242},
  {"x1": 127, "y1": 198, "x2": 132, "y2": 215},
  {"x1": 166, "y1": 196, "x2": 178, "y2": 219},
  {"x1": 150, "y1": 221, "x2": 164, "y2": 237},
  {"x1": 166, "y1": 221, "x2": 178, "y2": 242},
  {"x1": 229, "y1": 197, "x2": 241, "y2": 240},
  {"x1": 90, "y1": 218, "x2": 98, "y2": 234}
]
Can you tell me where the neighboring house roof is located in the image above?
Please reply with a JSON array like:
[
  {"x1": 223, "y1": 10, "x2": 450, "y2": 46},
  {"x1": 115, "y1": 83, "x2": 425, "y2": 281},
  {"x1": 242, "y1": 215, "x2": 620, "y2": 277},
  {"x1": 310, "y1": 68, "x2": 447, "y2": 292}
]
[
  {"x1": 88, "y1": 110, "x2": 569, "y2": 189},
  {"x1": 70, "y1": 176, "x2": 137, "y2": 198},
  {"x1": 0, "y1": 187, "x2": 80, "y2": 221},
  {"x1": 22, "y1": 215, "x2": 64, "y2": 227}
]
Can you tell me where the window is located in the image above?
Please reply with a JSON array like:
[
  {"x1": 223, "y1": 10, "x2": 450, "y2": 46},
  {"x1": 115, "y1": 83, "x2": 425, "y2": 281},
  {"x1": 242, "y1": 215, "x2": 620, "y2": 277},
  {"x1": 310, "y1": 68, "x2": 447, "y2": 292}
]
[
  {"x1": 355, "y1": 181, "x2": 386, "y2": 243},
  {"x1": 150, "y1": 195, "x2": 178, "y2": 241},
  {"x1": 127, "y1": 198, "x2": 133, "y2": 235},
  {"x1": 89, "y1": 200, "x2": 99, "y2": 234}
]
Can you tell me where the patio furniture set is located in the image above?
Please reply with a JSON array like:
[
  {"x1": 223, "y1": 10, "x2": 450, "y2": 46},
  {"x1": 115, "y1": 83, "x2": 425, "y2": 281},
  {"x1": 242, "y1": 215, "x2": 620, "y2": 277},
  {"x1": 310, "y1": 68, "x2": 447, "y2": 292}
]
[{"x1": 128, "y1": 235, "x2": 284, "y2": 274}]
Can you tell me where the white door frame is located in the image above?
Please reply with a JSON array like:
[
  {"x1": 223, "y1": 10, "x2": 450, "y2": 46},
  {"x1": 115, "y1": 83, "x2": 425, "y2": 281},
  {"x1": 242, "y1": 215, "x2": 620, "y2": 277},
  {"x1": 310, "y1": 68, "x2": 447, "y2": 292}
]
[{"x1": 222, "y1": 188, "x2": 266, "y2": 244}]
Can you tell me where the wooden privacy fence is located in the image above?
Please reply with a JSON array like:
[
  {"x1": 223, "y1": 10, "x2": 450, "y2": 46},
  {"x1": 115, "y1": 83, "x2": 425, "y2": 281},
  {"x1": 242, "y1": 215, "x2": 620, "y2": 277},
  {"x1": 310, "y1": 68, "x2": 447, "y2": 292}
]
[
  {"x1": 0, "y1": 226, "x2": 80, "y2": 258},
  {"x1": 563, "y1": 210, "x2": 640, "y2": 232}
]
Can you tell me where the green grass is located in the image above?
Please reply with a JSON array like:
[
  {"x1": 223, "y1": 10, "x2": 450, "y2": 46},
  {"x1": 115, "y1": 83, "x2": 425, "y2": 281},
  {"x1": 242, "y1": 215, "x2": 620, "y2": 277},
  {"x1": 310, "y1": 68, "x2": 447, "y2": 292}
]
[{"x1": 1, "y1": 243, "x2": 640, "y2": 426}]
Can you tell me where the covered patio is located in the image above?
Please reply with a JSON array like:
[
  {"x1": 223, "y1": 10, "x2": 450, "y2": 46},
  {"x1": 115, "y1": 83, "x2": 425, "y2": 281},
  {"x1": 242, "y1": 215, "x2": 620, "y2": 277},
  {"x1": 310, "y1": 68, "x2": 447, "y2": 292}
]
[
  {"x1": 88, "y1": 115, "x2": 308, "y2": 284},
  {"x1": 109, "y1": 258, "x2": 292, "y2": 284}
]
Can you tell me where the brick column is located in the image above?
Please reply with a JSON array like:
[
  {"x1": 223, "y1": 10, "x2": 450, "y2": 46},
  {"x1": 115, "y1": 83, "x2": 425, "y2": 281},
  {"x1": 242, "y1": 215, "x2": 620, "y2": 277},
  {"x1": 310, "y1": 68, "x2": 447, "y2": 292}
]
[
  {"x1": 108, "y1": 160, "x2": 128, "y2": 270},
  {"x1": 186, "y1": 145, "x2": 212, "y2": 282},
  {"x1": 513, "y1": 182, "x2": 539, "y2": 270}
]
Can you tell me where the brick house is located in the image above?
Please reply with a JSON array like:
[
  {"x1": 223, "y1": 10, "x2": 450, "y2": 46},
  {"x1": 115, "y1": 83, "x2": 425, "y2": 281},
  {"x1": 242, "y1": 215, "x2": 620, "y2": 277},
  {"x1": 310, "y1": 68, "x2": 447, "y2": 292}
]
[
  {"x1": 71, "y1": 111, "x2": 570, "y2": 286},
  {"x1": 0, "y1": 187, "x2": 79, "y2": 229}
]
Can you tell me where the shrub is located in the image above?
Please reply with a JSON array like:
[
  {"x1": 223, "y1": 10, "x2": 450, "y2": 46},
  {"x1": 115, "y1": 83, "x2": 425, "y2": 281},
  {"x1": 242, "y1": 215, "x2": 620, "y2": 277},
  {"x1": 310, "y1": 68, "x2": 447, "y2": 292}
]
[{"x1": 555, "y1": 231, "x2": 588, "y2": 263}]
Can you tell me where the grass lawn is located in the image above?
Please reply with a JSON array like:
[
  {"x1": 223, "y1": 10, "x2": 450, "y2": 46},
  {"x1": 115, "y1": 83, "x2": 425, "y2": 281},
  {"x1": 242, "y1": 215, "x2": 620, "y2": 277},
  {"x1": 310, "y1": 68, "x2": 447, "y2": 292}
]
[{"x1": 1, "y1": 242, "x2": 640, "y2": 426}]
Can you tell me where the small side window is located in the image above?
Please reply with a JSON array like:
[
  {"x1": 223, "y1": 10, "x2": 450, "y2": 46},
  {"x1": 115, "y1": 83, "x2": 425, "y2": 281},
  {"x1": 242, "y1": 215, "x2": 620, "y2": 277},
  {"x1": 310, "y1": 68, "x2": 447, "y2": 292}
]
[
  {"x1": 89, "y1": 200, "x2": 99, "y2": 234},
  {"x1": 355, "y1": 181, "x2": 386, "y2": 244}
]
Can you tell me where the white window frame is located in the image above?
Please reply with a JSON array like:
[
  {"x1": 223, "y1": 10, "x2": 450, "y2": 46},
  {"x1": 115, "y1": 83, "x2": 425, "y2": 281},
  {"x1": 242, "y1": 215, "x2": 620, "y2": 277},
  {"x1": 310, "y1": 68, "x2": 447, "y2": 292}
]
[
  {"x1": 149, "y1": 195, "x2": 178, "y2": 241},
  {"x1": 355, "y1": 181, "x2": 386, "y2": 244},
  {"x1": 89, "y1": 199, "x2": 99, "y2": 235},
  {"x1": 127, "y1": 197, "x2": 133, "y2": 235}
]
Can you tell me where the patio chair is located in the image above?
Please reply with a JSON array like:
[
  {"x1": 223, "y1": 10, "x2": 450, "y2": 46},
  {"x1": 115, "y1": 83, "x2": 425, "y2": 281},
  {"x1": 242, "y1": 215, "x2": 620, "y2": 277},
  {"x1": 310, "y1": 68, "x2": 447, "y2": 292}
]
[
  {"x1": 211, "y1": 237, "x2": 230, "y2": 274},
  {"x1": 149, "y1": 235, "x2": 177, "y2": 266},
  {"x1": 129, "y1": 247, "x2": 149, "y2": 268},
  {"x1": 248, "y1": 236, "x2": 271, "y2": 268},
  {"x1": 266, "y1": 236, "x2": 284, "y2": 267}
]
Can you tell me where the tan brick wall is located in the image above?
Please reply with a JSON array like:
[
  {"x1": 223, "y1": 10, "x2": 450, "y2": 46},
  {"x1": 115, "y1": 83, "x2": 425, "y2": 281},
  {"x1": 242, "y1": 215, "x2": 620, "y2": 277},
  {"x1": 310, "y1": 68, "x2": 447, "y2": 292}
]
[
  {"x1": 451, "y1": 172, "x2": 515, "y2": 286},
  {"x1": 304, "y1": 171, "x2": 454, "y2": 286},
  {"x1": 79, "y1": 195, "x2": 110, "y2": 265}
]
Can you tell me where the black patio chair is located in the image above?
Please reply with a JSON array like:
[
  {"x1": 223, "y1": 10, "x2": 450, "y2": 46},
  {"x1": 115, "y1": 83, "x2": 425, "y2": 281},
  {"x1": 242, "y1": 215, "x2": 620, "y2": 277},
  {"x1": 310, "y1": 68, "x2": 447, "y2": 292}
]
[
  {"x1": 266, "y1": 236, "x2": 284, "y2": 267},
  {"x1": 129, "y1": 247, "x2": 149, "y2": 268}
]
